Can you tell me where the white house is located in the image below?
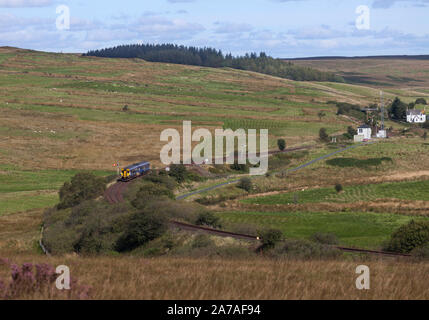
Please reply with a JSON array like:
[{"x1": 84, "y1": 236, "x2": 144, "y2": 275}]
[
  {"x1": 407, "y1": 109, "x2": 426, "y2": 123},
  {"x1": 356, "y1": 124, "x2": 372, "y2": 140}
]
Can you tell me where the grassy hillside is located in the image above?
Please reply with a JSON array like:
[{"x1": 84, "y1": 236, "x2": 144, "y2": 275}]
[
  {"x1": 289, "y1": 57, "x2": 429, "y2": 96},
  {"x1": 1, "y1": 48, "x2": 429, "y2": 300}
]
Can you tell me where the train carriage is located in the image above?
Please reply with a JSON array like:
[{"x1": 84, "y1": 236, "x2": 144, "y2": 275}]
[{"x1": 119, "y1": 161, "x2": 150, "y2": 181}]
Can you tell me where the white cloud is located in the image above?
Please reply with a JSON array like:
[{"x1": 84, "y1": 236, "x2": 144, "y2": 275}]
[{"x1": 0, "y1": 0, "x2": 53, "y2": 7}]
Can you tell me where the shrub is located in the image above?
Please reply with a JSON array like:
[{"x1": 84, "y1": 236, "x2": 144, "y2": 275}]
[
  {"x1": 131, "y1": 184, "x2": 175, "y2": 209},
  {"x1": 343, "y1": 126, "x2": 357, "y2": 139},
  {"x1": 192, "y1": 235, "x2": 214, "y2": 249},
  {"x1": 186, "y1": 171, "x2": 206, "y2": 182},
  {"x1": 319, "y1": 128, "x2": 329, "y2": 142},
  {"x1": 116, "y1": 212, "x2": 167, "y2": 252},
  {"x1": 57, "y1": 172, "x2": 106, "y2": 210},
  {"x1": 277, "y1": 139, "x2": 286, "y2": 151},
  {"x1": 143, "y1": 173, "x2": 177, "y2": 190},
  {"x1": 230, "y1": 162, "x2": 249, "y2": 173},
  {"x1": 195, "y1": 211, "x2": 222, "y2": 229},
  {"x1": 415, "y1": 98, "x2": 427, "y2": 105},
  {"x1": 384, "y1": 220, "x2": 429, "y2": 253},
  {"x1": 411, "y1": 243, "x2": 429, "y2": 260},
  {"x1": 335, "y1": 183, "x2": 343, "y2": 193},
  {"x1": 237, "y1": 177, "x2": 252, "y2": 192},
  {"x1": 259, "y1": 229, "x2": 283, "y2": 250},
  {"x1": 389, "y1": 97, "x2": 407, "y2": 120},
  {"x1": 317, "y1": 111, "x2": 326, "y2": 121},
  {"x1": 169, "y1": 164, "x2": 187, "y2": 183},
  {"x1": 310, "y1": 232, "x2": 339, "y2": 245}
]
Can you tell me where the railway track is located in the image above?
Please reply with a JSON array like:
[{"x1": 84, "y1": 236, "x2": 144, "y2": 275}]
[
  {"x1": 103, "y1": 142, "x2": 406, "y2": 258},
  {"x1": 105, "y1": 145, "x2": 315, "y2": 204},
  {"x1": 104, "y1": 180, "x2": 129, "y2": 204},
  {"x1": 170, "y1": 220, "x2": 411, "y2": 258}
]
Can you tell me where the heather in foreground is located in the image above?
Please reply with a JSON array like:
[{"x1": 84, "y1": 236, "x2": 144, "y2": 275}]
[{"x1": 1, "y1": 255, "x2": 428, "y2": 300}]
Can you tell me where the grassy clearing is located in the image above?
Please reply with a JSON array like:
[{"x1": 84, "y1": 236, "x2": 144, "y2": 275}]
[
  {"x1": 0, "y1": 191, "x2": 58, "y2": 216},
  {"x1": 0, "y1": 165, "x2": 112, "y2": 215},
  {"x1": 218, "y1": 210, "x2": 426, "y2": 248},
  {"x1": 0, "y1": 165, "x2": 111, "y2": 193},
  {"x1": 244, "y1": 179, "x2": 429, "y2": 205}
]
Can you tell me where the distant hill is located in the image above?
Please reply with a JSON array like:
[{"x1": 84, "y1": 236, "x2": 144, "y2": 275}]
[
  {"x1": 84, "y1": 43, "x2": 344, "y2": 83},
  {"x1": 286, "y1": 55, "x2": 429, "y2": 88},
  {"x1": 285, "y1": 55, "x2": 429, "y2": 61}
]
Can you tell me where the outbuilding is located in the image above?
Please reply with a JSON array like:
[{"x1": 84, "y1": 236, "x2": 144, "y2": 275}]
[{"x1": 356, "y1": 124, "x2": 372, "y2": 140}]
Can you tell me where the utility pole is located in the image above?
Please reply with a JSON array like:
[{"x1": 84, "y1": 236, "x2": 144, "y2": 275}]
[{"x1": 380, "y1": 90, "x2": 385, "y2": 130}]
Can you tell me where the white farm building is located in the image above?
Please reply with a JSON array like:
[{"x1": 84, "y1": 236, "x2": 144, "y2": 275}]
[
  {"x1": 407, "y1": 109, "x2": 426, "y2": 123},
  {"x1": 356, "y1": 124, "x2": 372, "y2": 140}
]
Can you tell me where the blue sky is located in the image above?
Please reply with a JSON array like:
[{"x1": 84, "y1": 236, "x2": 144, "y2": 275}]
[{"x1": 0, "y1": 0, "x2": 428, "y2": 57}]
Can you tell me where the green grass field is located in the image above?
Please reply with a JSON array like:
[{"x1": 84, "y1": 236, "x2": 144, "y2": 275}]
[
  {"x1": 0, "y1": 165, "x2": 112, "y2": 215},
  {"x1": 218, "y1": 210, "x2": 428, "y2": 248},
  {"x1": 243, "y1": 179, "x2": 429, "y2": 205}
]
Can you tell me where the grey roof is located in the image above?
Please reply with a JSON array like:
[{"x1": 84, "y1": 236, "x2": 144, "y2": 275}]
[
  {"x1": 358, "y1": 124, "x2": 371, "y2": 129},
  {"x1": 407, "y1": 109, "x2": 423, "y2": 116}
]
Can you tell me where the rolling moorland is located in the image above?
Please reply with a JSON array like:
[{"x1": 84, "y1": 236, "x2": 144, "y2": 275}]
[{"x1": 1, "y1": 46, "x2": 429, "y2": 299}]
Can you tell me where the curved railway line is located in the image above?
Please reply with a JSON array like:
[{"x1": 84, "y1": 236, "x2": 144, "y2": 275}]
[
  {"x1": 170, "y1": 221, "x2": 411, "y2": 258},
  {"x1": 104, "y1": 145, "x2": 315, "y2": 204},
  {"x1": 100, "y1": 141, "x2": 409, "y2": 258}
]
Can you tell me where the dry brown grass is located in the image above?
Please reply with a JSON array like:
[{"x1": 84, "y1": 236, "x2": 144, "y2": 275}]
[
  {"x1": 291, "y1": 57, "x2": 429, "y2": 90},
  {"x1": 0, "y1": 254, "x2": 428, "y2": 300}
]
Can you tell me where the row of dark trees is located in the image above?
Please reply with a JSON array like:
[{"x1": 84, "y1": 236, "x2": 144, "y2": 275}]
[{"x1": 84, "y1": 44, "x2": 344, "y2": 82}]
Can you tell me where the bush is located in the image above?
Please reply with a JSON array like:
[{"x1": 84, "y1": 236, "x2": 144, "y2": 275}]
[
  {"x1": 57, "y1": 173, "x2": 106, "y2": 209},
  {"x1": 415, "y1": 98, "x2": 427, "y2": 105},
  {"x1": 195, "y1": 211, "x2": 222, "y2": 229},
  {"x1": 116, "y1": 212, "x2": 167, "y2": 252},
  {"x1": 277, "y1": 139, "x2": 286, "y2": 151},
  {"x1": 131, "y1": 184, "x2": 175, "y2": 209},
  {"x1": 230, "y1": 162, "x2": 249, "y2": 173},
  {"x1": 319, "y1": 128, "x2": 329, "y2": 142},
  {"x1": 384, "y1": 220, "x2": 429, "y2": 253},
  {"x1": 343, "y1": 126, "x2": 357, "y2": 139},
  {"x1": 389, "y1": 97, "x2": 407, "y2": 120},
  {"x1": 186, "y1": 171, "x2": 206, "y2": 182},
  {"x1": 310, "y1": 232, "x2": 339, "y2": 245},
  {"x1": 259, "y1": 229, "x2": 283, "y2": 250},
  {"x1": 169, "y1": 164, "x2": 187, "y2": 183},
  {"x1": 44, "y1": 200, "x2": 131, "y2": 255},
  {"x1": 143, "y1": 173, "x2": 177, "y2": 190},
  {"x1": 237, "y1": 177, "x2": 252, "y2": 192},
  {"x1": 411, "y1": 243, "x2": 429, "y2": 260},
  {"x1": 192, "y1": 234, "x2": 214, "y2": 249},
  {"x1": 335, "y1": 183, "x2": 343, "y2": 193}
]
